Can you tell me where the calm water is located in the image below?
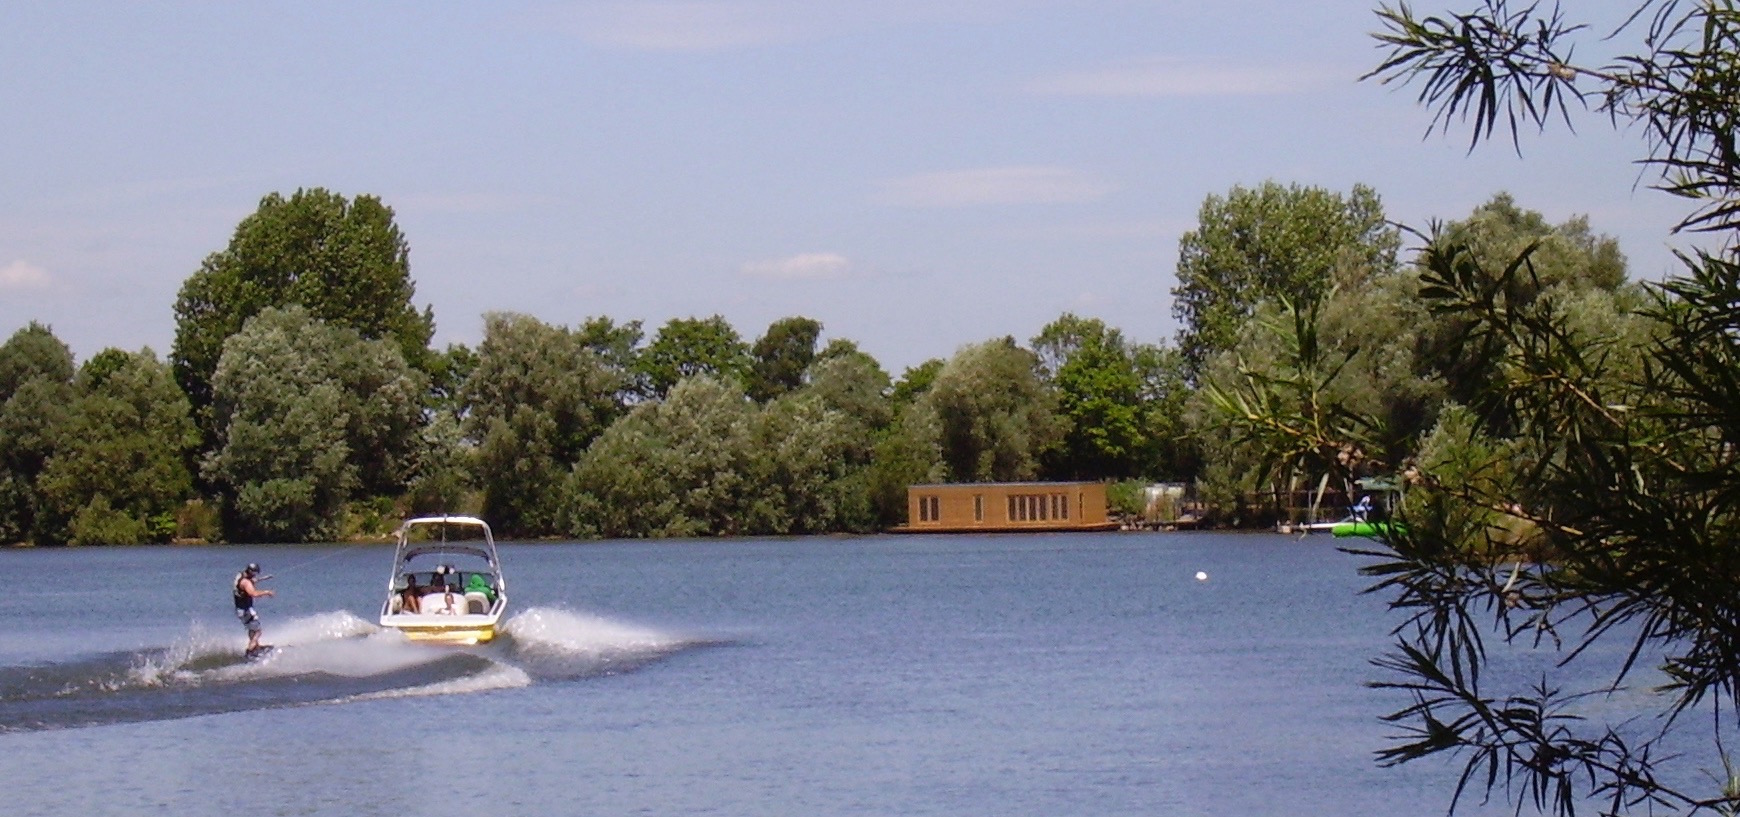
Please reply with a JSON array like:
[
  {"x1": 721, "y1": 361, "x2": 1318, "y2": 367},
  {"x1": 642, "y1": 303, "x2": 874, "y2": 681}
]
[{"x1": 0, "y1": 532, "x2": 1497, "y2": 815}]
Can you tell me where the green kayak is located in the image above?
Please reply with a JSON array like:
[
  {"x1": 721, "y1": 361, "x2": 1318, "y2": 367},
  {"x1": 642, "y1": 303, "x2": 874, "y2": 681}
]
[{"x1": 1331, "y1": 520, "x2": 1405, "y2": 538}]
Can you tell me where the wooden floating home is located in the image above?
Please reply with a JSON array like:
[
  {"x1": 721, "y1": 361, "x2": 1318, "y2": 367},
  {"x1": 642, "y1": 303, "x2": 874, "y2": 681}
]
[{"x1": 894, "y1": 481, "x2": 1119, "y2": 534}]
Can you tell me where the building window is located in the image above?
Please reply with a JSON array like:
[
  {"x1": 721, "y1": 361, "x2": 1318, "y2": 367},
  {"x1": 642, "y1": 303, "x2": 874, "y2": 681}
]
[
  {"x1": 1060, "y1": 494, "x2": 1070, "y2": 519},
  {"x1": 974, "y1": 495, "x2": 983, "y2": 522},
  {"x1": 918, "y1": 495, "x2": 940, "y2": 522},
  {"x1": 1008, "y1": 495, "x2": 1018, "y2": 521}
]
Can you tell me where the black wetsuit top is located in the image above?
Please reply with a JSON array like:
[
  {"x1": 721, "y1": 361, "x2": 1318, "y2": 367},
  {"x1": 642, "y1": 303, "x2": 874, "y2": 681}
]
[{"x1": 234, "y1": 575, "x2": 253, "y2": 611}]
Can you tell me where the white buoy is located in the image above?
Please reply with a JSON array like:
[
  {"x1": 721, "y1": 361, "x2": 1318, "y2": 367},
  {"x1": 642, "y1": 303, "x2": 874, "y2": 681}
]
[{"x1": 1194, "y1": 571, "x2": 1208, "y2": 582}]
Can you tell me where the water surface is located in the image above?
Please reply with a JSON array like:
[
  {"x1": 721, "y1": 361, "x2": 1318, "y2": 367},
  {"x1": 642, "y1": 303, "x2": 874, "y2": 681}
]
[{"x1": 0, "y1": 532, "x2": 1481, "y2": 815}]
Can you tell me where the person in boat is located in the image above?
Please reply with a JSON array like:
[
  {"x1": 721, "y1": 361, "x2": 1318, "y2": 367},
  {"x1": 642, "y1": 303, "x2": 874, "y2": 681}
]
[
  {"x1": 426, "y1": 565, "x2": 458, "y2": 614},
  {"x1": 399, "y1": 573, "x2": 423, "y2": 614},
  {"x1": 464, "y1": 571, "x2": 495, "y2": 603},
  {"x1": 233, "y1": 564, "x2": 274, "y2": 653},
  {"x1": 1351, "y1": 494, "x2": 1374, "y2": 521}
]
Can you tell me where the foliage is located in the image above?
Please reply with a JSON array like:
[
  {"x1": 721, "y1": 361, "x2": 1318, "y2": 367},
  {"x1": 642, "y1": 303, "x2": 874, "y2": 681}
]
[
  {"x1": 171, "y1": 188, "x2": 434, "y2": 430},
  {"x1": 746, "y1": 316, "x2": 823, "y2": 403},
  {"x1": 575, "y1": 316, "x2": 648, "y2": 404},
  {"x1": 1132, "y1": 343, "x2": 1199, "y2": 480},
  {"x1": 1328, "y1": 2, "x2": 1740, "y2": 811},
  {"x1": 464, "y1": 312, "x2": 627, "y2": 536},
  {"x1": 567, "y1": 376, "x2": 757, "y2": 538},
  {"x1": 0, "y1": 321, "x2": 74, "y2": 402},
  {"x1": 36, "y1": 349, "x2": 198, "y2": 545},
  {"x1": 0, "y1": 324, "x2": 75, "y2": 543},
  {"x1": 891, "y1": 358, "x2": 945, "y2": 407},
  {"x1": 1032, "y1": 313, "x2": 1153, "y2": 480},
  {"x1": 913, "y1": 338, "x2": 1065, "y2": 483},
  {"x1": 202, "y1": 306, "x2": 428, "y2": 542},
  {"x1": 635, "y1": 315, "x2": 750, "y2": 399},
  {"x1": 1172, "y1": 181, "x2": 1399, "y2": 375},
  {"x1": 568, "y1": 373, "x2": 881, "y2": 538}
]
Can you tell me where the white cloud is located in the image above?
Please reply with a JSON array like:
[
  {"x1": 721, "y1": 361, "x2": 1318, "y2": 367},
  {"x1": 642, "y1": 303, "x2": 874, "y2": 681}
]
[
  {"x1": 1029, "y1": 56, "x2": 1343, "y2": 97},
  {"x1": 740, "y1": 252, "x2": 850, "y2": 280},
  {"x1": 876, "y1": 166, "x2": 1115, "y2": 208},
  {"x1": 0, "y1": 260, "x2": 51, "y2": 291}
]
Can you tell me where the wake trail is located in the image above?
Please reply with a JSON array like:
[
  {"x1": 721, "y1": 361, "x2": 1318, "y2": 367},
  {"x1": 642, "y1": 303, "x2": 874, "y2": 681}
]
[
  {"x1": 0, "y1": 607, "x2": 714, "y2": 732},
  {"x1": 496, "y1": 606, "x2": 725, "y2": 680}
]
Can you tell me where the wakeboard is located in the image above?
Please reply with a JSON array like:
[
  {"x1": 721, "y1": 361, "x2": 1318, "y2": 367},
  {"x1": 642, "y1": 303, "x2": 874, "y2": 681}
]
[{"x1": 244, "y1": 645, "x2": 276, "y2": 660}]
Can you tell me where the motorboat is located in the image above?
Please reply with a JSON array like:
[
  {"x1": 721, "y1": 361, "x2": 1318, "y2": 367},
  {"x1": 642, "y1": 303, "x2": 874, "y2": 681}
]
[{"x1": 378, "y1": 516, "x2": 506, "y2": 645}]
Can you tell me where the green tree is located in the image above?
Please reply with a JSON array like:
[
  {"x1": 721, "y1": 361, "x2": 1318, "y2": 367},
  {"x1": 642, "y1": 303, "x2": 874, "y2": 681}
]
[
  {"x1": 37, "y1": 349, "x2": 198, "y2": 544},
  {"x1": 745, "y1": 390, "x2": 875, "y2": 533},
  {"x1": 171, "y1": 188, "x2": 434, "y2": 432},
  {"x1": 464, "y1": 312, "x2": 626, "y2": 536},
  {"x1": 1032, "y1": 314, "x2": 1151, "y2": 480},
  {"x1": 1172, "y1": 181, "x2": 1399, "y2": 374},
  {"x1": 746, "y1": 316, "x2": 823, "y2": 403},
  {"x1": 1132, "y1": 343, "x2": 1198, "y2": 480},
  {"x1": 635, "y1": 315, "x2": 750, "y2": 399},
  {"x1": 804, "y1": 346, "x2": 893, "y2": 436},
  {"x1": 916, "y1": 338, "x2": 1065, "y2": 483},
  {"x1": 567, "y1": 376, "x2": 756, "y2": 538},
  {"x1": 0, "y1": 323, "x2": 75, "y2": 543},
  {"x1": 891, "y1": 358, "x2": 944, "y2": 408},
  {"x1": 576, "y1": 316, "x2": 647, "y2": 405},
  {"x1": 202, "y1": 306, "x2": 428, "y2": 542}
]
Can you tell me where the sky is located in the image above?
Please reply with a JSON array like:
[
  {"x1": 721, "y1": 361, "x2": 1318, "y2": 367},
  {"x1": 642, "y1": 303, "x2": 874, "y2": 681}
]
[{"x1": 0, "y1": 0, "x2": 1707, "y2": 375}]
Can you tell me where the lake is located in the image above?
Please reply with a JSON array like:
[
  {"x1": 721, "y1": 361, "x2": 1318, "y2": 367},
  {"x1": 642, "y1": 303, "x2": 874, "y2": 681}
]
[{"x1": 0, "y1": 531, "x2": 1488, "y2": 815}]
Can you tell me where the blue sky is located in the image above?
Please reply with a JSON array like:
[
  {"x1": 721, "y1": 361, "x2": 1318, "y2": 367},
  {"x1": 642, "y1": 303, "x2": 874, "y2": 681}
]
[{"x1": 0, "y1": 1, "x2": 1701, "y2": 375}]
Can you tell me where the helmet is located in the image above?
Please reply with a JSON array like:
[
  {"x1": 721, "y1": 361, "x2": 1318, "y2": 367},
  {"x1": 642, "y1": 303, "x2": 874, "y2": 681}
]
[{"x1": 244, "y1": 563, "x2": 260, "y2": 576}]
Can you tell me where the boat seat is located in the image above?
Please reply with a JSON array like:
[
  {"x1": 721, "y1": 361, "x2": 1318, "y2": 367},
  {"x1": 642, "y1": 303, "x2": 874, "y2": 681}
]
[{"x1": 465, "y1": 592, "x2": 489, "y2": 615}]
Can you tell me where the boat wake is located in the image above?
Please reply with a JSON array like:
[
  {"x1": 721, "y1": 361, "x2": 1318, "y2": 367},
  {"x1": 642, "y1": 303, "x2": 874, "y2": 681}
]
[{"x1": 0, "y1": 606, "x2": 715, "y2": 733}]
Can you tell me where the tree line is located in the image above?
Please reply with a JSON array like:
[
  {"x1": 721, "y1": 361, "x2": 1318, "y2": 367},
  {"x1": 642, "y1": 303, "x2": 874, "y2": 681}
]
[{"x1": 0, "y1": 179, "x2": 1638, "y2": 546}]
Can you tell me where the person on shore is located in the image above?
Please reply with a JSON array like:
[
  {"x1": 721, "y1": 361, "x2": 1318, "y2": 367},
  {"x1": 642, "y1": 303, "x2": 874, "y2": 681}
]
[{"x1": 233, "y1": 563, "x2": 274, "y2": 654}]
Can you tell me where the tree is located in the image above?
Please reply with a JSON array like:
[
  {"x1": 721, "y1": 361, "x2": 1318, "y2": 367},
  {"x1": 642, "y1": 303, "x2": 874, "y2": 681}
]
[
  {"x1": 804, "y1": 345, "x2": 893, "y2": 437},
  {"x1": 576, "y1": 315, "x2": 648, "y2": 405},
  {"x1": 891, "y1": 358, "x2": 945, "y2": 408},
  {"x1": 567, "y1": 376, "x2": 757, "y2": 538},
  {"x1": 1172, "y1": 181, "x2": 1399, "y2": 375},
  {"x1": 36, "y1": 349, "x2": 198, "y2": 544},
  {"x1": 0, "y1": 323, "x2": 74, "y2": 543},
  {"x1": 915, "y1": 338, "x2": 1065, "y2": 483},
  {"x1": 1272, "y1": 3, "x2": 1740, "y2": 811},
  {"x1": 464, "y1": 312, "x2": 626, "y2": 536},
  {"x1": 746, "y1": 316, "x2": 823, "y2": 403},
  {"x1": 202, "y1": 306, "x2": 428, "y2": 542},
  {"x1": 1132, "y1": 343, "x2": 1198, "y2": 480},
  {"x1": 635, "y1": 315, "x2": 750, "y2": 399},
  {"x1": 1032, "y1": 314, "x2": 1150, "y2": 480},
  {"x1": 171, "y1": 188, "x2": 434, "y2": 431}
]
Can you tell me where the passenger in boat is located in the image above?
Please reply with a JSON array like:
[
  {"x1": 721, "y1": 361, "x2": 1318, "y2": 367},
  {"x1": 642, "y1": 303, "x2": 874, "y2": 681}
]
[
  {"x1": 399, "y1": 574, "x2": 422, "y2": 614},
  {"x1": 426, "y1": 566, "x2": 459, "y2": 614},
  {"x1": 464, "y1": 572, "x2": 495, "y2": 603},
  {"x1": 233, "y1": 564, "x2": 274, "y2": 653}
]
